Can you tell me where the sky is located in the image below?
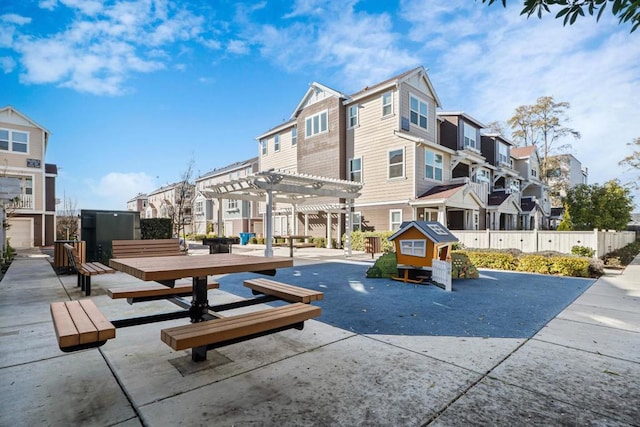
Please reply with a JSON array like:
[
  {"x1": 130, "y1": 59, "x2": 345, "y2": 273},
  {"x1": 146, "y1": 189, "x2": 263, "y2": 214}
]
[{"x1": 2, "y1": 0, "x2": 639, "y2": 212}]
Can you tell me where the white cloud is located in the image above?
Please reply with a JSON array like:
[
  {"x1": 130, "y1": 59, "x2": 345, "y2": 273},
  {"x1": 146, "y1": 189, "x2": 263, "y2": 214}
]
[
  {"x1": 1, "y1": 13, "x2": 32, "y2": 25},
  {"x1": 84, "y1": 172, "x2": 157, "y2": 209},
  {"x1": 227, "y1": 39, "x2": 249, "y2": 55},
  {"x1": 0, "y1": 57, "x2": 16, "y2": 73},
  {"x1": 8, "y1": 0, "x2": 209, "y2": 95}
]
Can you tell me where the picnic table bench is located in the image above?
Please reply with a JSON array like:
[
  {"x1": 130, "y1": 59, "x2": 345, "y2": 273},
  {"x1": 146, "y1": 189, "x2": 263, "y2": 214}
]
[
  {"x1": 64, "y1": 243, "x2": 115, "y2": 296},
  {"x1": 50, "y1": 300, "x2": 115, "y2": 352},
  {"x1": 111, "y1": 238, "x2": 183, "y2": 258}
]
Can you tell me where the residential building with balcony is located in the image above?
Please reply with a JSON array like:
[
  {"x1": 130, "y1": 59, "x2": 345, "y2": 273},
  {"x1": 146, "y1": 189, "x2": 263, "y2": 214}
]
[
  {"x1": 145, "y1": 181, "x2": 194, "y2": 235},
  {"x1": 1, "y1": 106, "x2": 57, "y2": 248},
  {"x1": 545, "y1": 153, "x2": 589, "y2": 208},
  {"x1": 193, "y1": 157, "x2": 259, "y2": 236},
  {"x1": 126, "y1": 193, "x2": 148, "y2": 218},
  {"x1": 511, "y1": 145, "x2": 550, "y2": 229}
]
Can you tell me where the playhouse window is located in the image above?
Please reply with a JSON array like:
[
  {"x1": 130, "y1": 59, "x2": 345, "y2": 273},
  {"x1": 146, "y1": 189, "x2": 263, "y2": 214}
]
[{"x1": 400, "y1": 240, "x2": 426, "y2": 257}]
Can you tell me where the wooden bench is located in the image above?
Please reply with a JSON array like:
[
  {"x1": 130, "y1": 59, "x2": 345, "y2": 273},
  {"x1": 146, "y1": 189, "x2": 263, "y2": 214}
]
[
  {"x1": 64, "y1": 243, "x2": 115, "y2": 296},
  {"x1": 161, "y1": 303, "x2": 321, "y2": 358},
  {"x1": 50, "y1": 300, "x2": 116, "y2": 352},
  {"x1": 244, "y1": 278, "x2": 324, "y2": 303},
  {"x1": 111, "y1": 239, "x2": 183, "y2": 259},
  {"x1": 108, "y1": 281, "x2": 219, "y2": 304}
]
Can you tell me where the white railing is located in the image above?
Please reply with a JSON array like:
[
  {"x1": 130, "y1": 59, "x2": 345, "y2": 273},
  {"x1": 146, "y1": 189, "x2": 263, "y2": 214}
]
[
  {"x1": 6, "y1": 194, "x2": 33, "y2": 209},
  {"x1": 452, "y1": 229, "x2": 636, "y2": 258},
  {"x1": 432, "y1": 260, "x2": 452, "y2": 292}
]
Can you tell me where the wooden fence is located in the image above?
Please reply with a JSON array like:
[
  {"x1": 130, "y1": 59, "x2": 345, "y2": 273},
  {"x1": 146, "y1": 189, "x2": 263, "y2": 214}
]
[{"x1": 452, "y1": 229, "x2": 636, "y2": 258}]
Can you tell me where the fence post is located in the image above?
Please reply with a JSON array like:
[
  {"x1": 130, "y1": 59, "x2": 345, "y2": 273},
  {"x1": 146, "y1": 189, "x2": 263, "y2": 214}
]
[{"x1": 593, "y1": 228, "x2": 600, "y2": 258}]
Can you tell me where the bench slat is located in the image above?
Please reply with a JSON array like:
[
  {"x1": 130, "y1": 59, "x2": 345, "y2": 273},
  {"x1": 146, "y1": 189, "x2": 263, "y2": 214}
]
[
  {"x1": 161, "y1": 303, "x2": 321, "y2": 350},
  {"x1": 112, "y1": 239, "x2": 182, "y2": 258},
  {"x1": 244, "y1": 278, "x2": 324, "y2": 303},
  {"x1": 50, "y1": 300, "x2": 116, "y2": 349},
  {"x1": 108, "y1": 282, "x2": 219, "y2": 299},
  {"x1": 79, "y1": 299, "x2": 116, "y2": 342},
  {"x1": 50, "y1": 302, "x2": 80, "y2": 348}
]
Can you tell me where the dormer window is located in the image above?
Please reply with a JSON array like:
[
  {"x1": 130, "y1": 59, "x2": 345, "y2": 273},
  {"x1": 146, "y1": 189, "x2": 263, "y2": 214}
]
[{"x1": 463, "y1": 122, "x2": 478, "y2": 150}]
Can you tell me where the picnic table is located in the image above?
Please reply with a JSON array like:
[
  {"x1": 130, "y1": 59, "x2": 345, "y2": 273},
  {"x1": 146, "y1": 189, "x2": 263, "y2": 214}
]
[
  {"x1": 272, "y1": 235, "x2": 314, "y2": 257},
  {"x1": 107, "y1": 253, "x2": 321, "y2": 361}
]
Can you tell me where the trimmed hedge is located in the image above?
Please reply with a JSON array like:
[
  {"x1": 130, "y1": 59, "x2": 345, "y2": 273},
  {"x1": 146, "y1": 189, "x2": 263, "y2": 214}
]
[
  {"x1": 455, "y1": 249, "x2": 592, "y2": 277},
  {"x1": 342, "y1": 231, "x2": 395, "y2": 253},
  {"x1": 141, "y1": 218, "x2": 172, "y2": 239}
]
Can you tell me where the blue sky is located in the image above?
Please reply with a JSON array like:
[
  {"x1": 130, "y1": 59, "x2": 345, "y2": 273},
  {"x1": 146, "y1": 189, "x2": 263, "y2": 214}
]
[{"x1": 2, "y1": 0, "x2": 639, "y2": 211}]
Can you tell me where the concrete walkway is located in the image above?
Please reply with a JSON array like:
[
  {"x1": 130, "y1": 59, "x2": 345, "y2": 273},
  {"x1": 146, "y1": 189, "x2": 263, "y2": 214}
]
[{"x1": 0, "y1": 248, "x2": 638, "y2": 426}]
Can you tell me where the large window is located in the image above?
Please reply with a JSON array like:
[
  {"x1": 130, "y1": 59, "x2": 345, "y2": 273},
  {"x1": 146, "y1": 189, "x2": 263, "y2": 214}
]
[
  {"x1": 400, "y1": 240, "x2": 426, "y2": 257},
  {"x1": 349, "y1": 157, "x2": 362, "y2": 182},
  {"x1": 274, "y1": 135, "x2": 280, "y2": 152},
  {"x1": 0, "y1": 129, "x2": 28, "y2": 153},
  {"x1": 425, "y1": 150, "x2": 443, "y2": 181},
  {"x1": 348, "y1": 105, "x2": 358, "y2": 128},
  {"x1": 390, "y1": 209, "x2": 403, "y2": 231},
  {"x1": 352, "y1": 212, "x2": 362, "y2": 232},
  {"x1": 292, "y1": 127, "x2": 297, "y2": 146},
  {"x1": 305, "y1": 110, "x2": 328, "y2": 138},
  {"x1": 388, "y1": 148, "x2": 404, "y2": 179},
  {"x1": 409, "y1": 94, "x2": 428, "y2": 130},
  {"x1": 382, "y1": 92, "x2": 393, "y2": 116},
  {"x1": 463, "y1": 122, "x2": 478, "y2": 150},
  {"x1": 261, "y1": 139, "x2": 267, "y2": 155},
  {"x1": 24, "y1": 177, "x2": 33, "y2": 195},
  {"x1": 498, "y1": 143, "x2": 509, "y2": 165},
  {"x1": 474, "y1": 168, "x2": 490, "y2": 183}
]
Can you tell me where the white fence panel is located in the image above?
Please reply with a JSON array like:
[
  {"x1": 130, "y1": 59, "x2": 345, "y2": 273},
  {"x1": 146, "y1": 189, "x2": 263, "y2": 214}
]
[
  {"x1": 432, "y1": 260, "x2": 452, "y2": 292},
  {"x1": 452, "y1": 229, "x2": 634, "y2": 258}
]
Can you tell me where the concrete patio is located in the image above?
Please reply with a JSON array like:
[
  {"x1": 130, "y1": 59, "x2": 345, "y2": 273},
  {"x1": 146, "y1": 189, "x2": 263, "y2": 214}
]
[{"x1": 0, "y1": 247, "x2": 638, "y2": 426}]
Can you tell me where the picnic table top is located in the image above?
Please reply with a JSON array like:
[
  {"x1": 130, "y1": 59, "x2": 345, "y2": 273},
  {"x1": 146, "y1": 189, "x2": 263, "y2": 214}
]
[{"x1": 109, "y1": 253, "x2": 293, "y2": 282}]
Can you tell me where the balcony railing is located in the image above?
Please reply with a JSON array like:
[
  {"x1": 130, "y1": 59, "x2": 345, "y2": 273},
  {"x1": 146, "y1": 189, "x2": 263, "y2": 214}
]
[{"x1": 6, "y1": 194, "x2": 33, "y2": 210}]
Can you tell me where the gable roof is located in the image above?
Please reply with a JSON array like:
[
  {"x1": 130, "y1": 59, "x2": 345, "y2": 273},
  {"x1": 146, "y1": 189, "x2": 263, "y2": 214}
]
[
  {"x1": 0, "y1": 105, "x2": 50, "y2": 134},
  {"x1": 437, "y1": 111, "x2": 487, "y2": 129},
  {"x1": 389, "y1": 221, "x2": 458, "y2": 244},
  {"x1": 511, "y1": 145, "x2": 537, "y2": 159},
  {"x1": 197, "y1": 157, "x2": 258, "y2": 180},
  {"x1": 416, "y1": 184, "x2": 465, "y2": 200},
  {"x1": 346, "y1": 66, "x2": 442, "y2": 107},
  {"x1": 290, "y1": 82, "x2": 346, "y2": 119}
]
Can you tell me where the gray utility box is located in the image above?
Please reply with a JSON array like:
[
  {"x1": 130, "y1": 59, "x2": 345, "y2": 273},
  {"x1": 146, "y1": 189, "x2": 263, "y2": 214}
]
[{"x1": 81, "y1": 210, "x2": 141, "y2": 263}]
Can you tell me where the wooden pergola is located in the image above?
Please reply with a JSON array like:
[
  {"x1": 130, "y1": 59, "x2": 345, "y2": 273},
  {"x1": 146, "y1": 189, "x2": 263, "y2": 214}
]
[{"x1": 198, "y1": 170, "x2": 363, "y2": 257}]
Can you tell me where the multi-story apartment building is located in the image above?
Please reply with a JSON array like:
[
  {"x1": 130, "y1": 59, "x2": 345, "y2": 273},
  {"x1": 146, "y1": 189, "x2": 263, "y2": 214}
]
[
  {"x1": 1, "y1": 106, "x2": 57, "y2": 248},
  {"x1": 193, "y1": 157, "x2": 260, "y2": 236},
  {"x1": 126, "y1": 193, "x2": 148, "y2": 218},
  {"x1": 511, "y1": 145, "x2": 550, "y2": 229},
  {"x1": 145, "y1": 181, "x2": 194, "y2": 235},
  {"x1": 545, "y1": 153, "x2": 588, "y2": 207}
]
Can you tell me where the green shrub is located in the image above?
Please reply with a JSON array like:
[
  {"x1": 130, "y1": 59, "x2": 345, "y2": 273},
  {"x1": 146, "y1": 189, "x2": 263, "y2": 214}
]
[
  {"x1": 461, "y1": 251, "x2": 518, "y2": 271},
  {"x1": 549, "y1": 256, "x2": 590, "y2": 277},
  {"x1": 366, "y1": 252, "x2": 398, "y2": 278},
  {"x1": 343, "y1": 230, "x2": 395, "y2": 252},
  {"x1": 603, "y1": 239, "x2": 640, "y2": 265},
  {"x1": 141, "y1": 218, "x2": 172, "y2": 239},
  {"x1": 516, "y1": 255, "x2": 551, "y2": 274},
  {"x1": 571, "y1": 245, "x2": 595, "y2": 258}
]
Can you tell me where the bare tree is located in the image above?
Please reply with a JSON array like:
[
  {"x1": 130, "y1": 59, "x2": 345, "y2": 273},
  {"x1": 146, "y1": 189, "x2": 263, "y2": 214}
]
[
  {"x1": 619, "y1": 137, "x2": 640, "y2": 189},
  {"x1": 507, "y1": 96, "x2": 581, "y2": 182},
  {"x1": 167, "y1": 160, "x2": 195, "y2": 245},
  {"x1": 56, "y1": 193, "x2": 79, "y2": 240}
]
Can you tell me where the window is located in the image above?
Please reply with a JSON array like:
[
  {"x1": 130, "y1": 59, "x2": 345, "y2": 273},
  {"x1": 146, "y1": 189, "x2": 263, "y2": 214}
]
[
  {"x1": 390, "y1": 209, "x2": 402, "y2": 231},
  {"x1": 474, "y1": 168, "x2": 490, "y2": 183},
  {"x1": 409, "y1": 94, "x2": 428, "y2": 130},
  {"x1": 25, "y1": 177, "x2": 33, "y2": 195},
  {"x1": 425, "y1": 150, "x2": 443, "y2": 181},
  {"x1": 498, "y1": 143, "x2": 509, "y2": 165},
  {"x1": 0, "y1": 129, "x2": 28, "y2": 153},
  {"x1": 292, "y1": 128, "x2": 297, "y2": 146},
  {"x1": 0, "y1": 130, "x2": 8, "y2": 150},
  {"x1": 400, "y1": 240, "x2": 426, "y2": 257},
  {"x1": 261, "y1": 139, "x2": 267, "y2": 155},
  {"x1": 352, "y1": 212, "x2": 362, "y2": 232},
  {"x1": 195, "y1": 201, "x2": 203, "y2": 215},
  {"x1": 531, "y1": 168, "x2": 537, "y2": 178},
  {"x1": 382, "y1": 92, "x2": 393, "y2": 116},
  {"x1": 423, "y1": 209, "x2": 438, "y2": 221},
  {"x1": 463, "y1": 122, "x2": 477, "y2": 150},
  {"x1": 274, "y1": 135, "x2": 280, "y2": 152},
  {"x1": 509, "y1": 179, "x2": 520, "y2": 192},
  {"x1": 388, "y1": 148, "x2": 404, "y2": 179},
  {"x1": 228, "y1": 199, "x2": 238, "y2": 210},
  {"x1": 348, "y1": 105, "x2": 358, "y2": 128},
  {"x1": 349, "y1": 157, "x2": 362, "y2": 182},
  {"x1": 305, "y1": 110, "x2": 328, "y2": 137}
]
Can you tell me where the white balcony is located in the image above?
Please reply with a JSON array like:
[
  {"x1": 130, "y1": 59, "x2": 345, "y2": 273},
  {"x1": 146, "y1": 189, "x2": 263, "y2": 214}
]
[{"x1": 6, "y1": 194, "x2": 33, "y2": 210}]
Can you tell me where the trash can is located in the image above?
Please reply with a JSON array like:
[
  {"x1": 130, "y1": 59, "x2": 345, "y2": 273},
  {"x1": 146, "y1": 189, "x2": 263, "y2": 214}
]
[
  {"x1": 202, "y1": 237, "x2": 240, "y2": 254},
  {"x1": 239, "y1": 232, "x2": 255, "y2": 245},
  {"x1": 364, "y1": 236, "x2": 381, "y2": 258}
]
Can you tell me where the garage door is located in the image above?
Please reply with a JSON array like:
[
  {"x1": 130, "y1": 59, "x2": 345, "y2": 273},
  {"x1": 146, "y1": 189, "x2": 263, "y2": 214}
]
[{"x1": 7, "y1": 218, "x2": 33, "y2": 248}]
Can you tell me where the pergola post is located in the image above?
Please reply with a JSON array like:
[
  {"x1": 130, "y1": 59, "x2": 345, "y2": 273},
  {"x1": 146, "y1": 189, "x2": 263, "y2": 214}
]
[
  {"x1": 326, "y1": 210, "x2": 332, "y2": 249},
  {"x1": 291, "y1": 203, "x2": 298, "y2": 235},
  {"x1": 344, "y1": 199, "x2": 352, "y2": 256},
  {"x1": 217, "y1": 197, "x2": 223, "y2": 236},
  {"x1": 304, "y1": 213, "x2": 309, "y2": 235},
  {"x1": 265, "y1": 190, "x2": 274, "y2": 257}
]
